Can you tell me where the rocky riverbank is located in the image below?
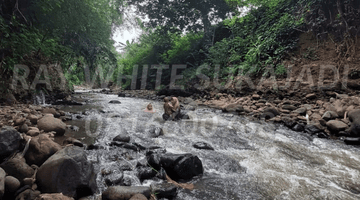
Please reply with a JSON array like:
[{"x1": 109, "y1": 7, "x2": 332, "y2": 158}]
[
  {"x1": 100, "y1": 86, "x2": 360, "y2": 143},
  {"x1": 0, "y1": 96, "x2": 204, "y2": 200}
]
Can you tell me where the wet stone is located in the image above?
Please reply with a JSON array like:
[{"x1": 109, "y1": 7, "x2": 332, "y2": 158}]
[
  {"x1": 136, "y1": 166, "x2": 157, "y2": 182},
  {"x1": 102, "y1": 186, "x2": 151, "y2": 200},
  {"x1": 105, "y1": 171, "x2": 124, "y2": 186},
  {"x1": 0, "y1": 126, "x2": 21, "y2": 161},
  {"x1": 151, "y1": 183, "x2": 178, "y2": 199},
  {"x1": 113, "y1": 134, "x2": 131, "y2": 143},
  {"x1": 305, "y1": 124, "x2": 322, "y2": 135},
  {"x1": 109, "y1": 100, "x2": 121, "y2": 104},
  {"x1": 193, "y1": 142, "x2": 214, "y2": 150},
  {"x1": 292, "y1": 123, "x2": 305, "y2": 132}
]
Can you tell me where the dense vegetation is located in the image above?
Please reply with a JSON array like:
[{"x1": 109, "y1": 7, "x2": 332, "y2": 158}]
[
  {"x1": 117, "y1": 0, "x2": 359, "y2": 90},
  {"x1": 0, "y1": 0, "x2": 123, "y2": 93},
  {"x1": 1, "y1": 0, "x2": 359, "y2": 94}
]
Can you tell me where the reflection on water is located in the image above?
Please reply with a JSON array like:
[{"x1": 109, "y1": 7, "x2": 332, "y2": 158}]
[{"x1": 58, "y1": 91, "x2": 360, "y2": 200}]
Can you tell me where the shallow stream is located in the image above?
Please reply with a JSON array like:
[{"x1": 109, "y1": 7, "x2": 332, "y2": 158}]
[{"x1": 58, "y1": 91, "x2": 360, "y2": 200}]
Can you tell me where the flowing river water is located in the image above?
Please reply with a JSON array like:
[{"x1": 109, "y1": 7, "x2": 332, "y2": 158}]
[{"x1": 57, "y1": 90, "x2": 360, "y2": 200}]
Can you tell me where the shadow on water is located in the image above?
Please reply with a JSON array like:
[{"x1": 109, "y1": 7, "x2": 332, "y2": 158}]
[{"x1": 56, "y1": 91, "x2": 360, "y2": 200}]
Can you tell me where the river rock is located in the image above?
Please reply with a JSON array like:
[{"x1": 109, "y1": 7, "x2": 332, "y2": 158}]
[
  {"x1": 282, "y1": 105, "x2": 297, "y2": 111},
  {"x1": 334, "y1": 100, "x2": 346, "y2": 117},
  {"x1": 14, "y1": 117, "x2": 26, "y2": 126},
  {"x1": 306, "y1": 93, "x2": 316, "y2": 100},
  {"x1": 35, "y1": 193, "x2": 75, "y2": 200},
  {"x1": 222, "y1": 103, "x2": 244, "y2": 113},
  {"x1": 37, "y1": 114, "x2": 66, "y2": 135},
  {"x1": 27, "y1": 114, "x2": 39, "y2": 124},
  {"x1": 118, "y1": 93, "x2": 126, "y2": 97},
  {"x1": 151, "y1": 183, "x2": 177, "y2": 199},
  {"x1": 326, "y1": 120, "x2": 348, "y2": 133},
  {"x1": 37, "y1": 146, "x2": 97, "y2": 198},
  {"x1": 304, "y1": 124, "x2": 322, "y2": 134},
  {"x1": 294, "y1": 107, "x2": 307, "y2": 115},
  {"x1": 322, "y1": 111, "x2": 338, "y2": 121},
  {"x1": 27, "y1": 127, "x2": 40, "y2": 136},
  {"x1": 15, "y1": 189, "x2": 41, "y2": 200},
  {"x1": 252, "y1": 94, "x2": 260, "y2": 100},
  {"x1": 129, "y1": 194, "x2": 147, "y2": 200},
  {"x1": 0, "y1": 167, "x2": 5, "y2": 199},
  {"x1": 102, "y1": 186, "x2": 151, "y2": 200},
  {"x1": 63, "y1": 137, "x2": 84, "y2": 147},
  {"x1": 24, "y1": 134, "x2": 62, "y2": 166},
  {"x1": 105, "y1": 171, "x2": 124, "y2": 186},
  {"x1": 113, "y1": 134, "x2": 131, "y2": 143},
  {"x1": 0, "y1": 126, "x2": 21, "y2": 161},
  {"x1": 147, "y1": 127, "x2": 164, "y2": 138},
  {"x1": 36, "y1": 146, "x2": 97, "y2": 198},
  {"x1": 264, "y1": 107, "x2": 280, "y2": 116},
  {"x1": 0, "y1": 153, "x2": 34, "y2": 181},
  {"x1": 193, "y1": 142, "x2": 214, "y2": 150},
  {"x1": 147, "y1": 153, "x2": 203, "y2": 181},
  {"x1": 19, "y1": 124, "x2": 29, "y2": 133},
  {"x1": 43, "y1": 107, "x2": 61, "y2": 118},
  {"x1": 344, "y1": 137, "x2": 360, "y2": 145},
  {"x1": 281, "y1": 117, "x2": 296, "y2": 128},
  {"x1": 5, "y1": 176, "x2": 20, "y2": 193},
  {"x1": 136, "y1": 166, "x2": 157, "y2": 182},
  {"x1": 109, "y1": 100, "x2": 121, "y2": 104},
  {"x1": 348, "y1": 109, "x2": 360, "y2": 136},
  {"x1": 292, "y1": 123, "x2": 305, "y2": 132}
]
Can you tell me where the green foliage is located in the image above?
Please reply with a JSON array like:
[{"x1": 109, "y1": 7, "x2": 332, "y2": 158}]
[
  {"x1": 1, "y1": 0, "x2": 124, "y2": 91},
  {"x1": 211, "y1": 0, "x2": 307, "y2": 77},
  {"x1": 161, "y1": 32, "x2": 204, "y2": 64},
  {"x1": 275, "y1": 64, "x2": 287, "y2": 75}
]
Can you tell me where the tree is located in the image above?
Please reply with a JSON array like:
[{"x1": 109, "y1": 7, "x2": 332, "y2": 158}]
[{"x1": 127, "y1": 0, "x2": 234, "y2": 34}]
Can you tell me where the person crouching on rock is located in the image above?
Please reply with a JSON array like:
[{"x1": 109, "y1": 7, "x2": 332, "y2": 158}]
[
  {"x1": 170, "y1": 97, "x2": 181, "y2": 120},
  {"x1": 163, "y1": 97, "x2": 174, "y2": 120},
  {"x1": 144, "y1": 103, "x2": 156, "y2": 113}
]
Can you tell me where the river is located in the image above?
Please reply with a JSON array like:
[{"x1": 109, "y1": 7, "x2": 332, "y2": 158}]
[{"x1": 56, "y1": 90, "x2": 360, "y2": 200}]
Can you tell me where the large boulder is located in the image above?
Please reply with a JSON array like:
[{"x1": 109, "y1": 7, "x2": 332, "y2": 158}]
[
  {"x1": 37, "y1": 114, "x2": 66, "y2": 136},
  {"x1": 147, "y1": 153, "x2": 203, "y2": 181},
  {"x1": 24, "y1": 134, "x2": 62, "y2": 166},
  {"x1": 101, "y1": 186, "x2": 151, "y2": 200},
  {"x1": 37, "y1": 146, "x2": 97, "y2": 199},
  {"x1": 0, "y1": 126, "x2": 22, "y2": 161},
  {"x1": 0, "y1": 167, "x2": 5, "y2": 199},
  {"x1": 0, "y1": 153, "x2": 34, "y2": 181},
  {"x1": 348, "y1": 109, "x2": 360, "y2": 136}
]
